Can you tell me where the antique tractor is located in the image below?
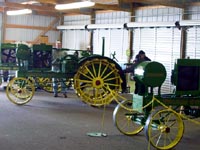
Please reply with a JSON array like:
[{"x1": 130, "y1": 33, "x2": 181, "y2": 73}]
[
  {"x1": 113, "y1": 59, "x2": 200, "y2": 149},
  {"x1": 2, "y1": 43, "x2": 126, "y2": 106}
]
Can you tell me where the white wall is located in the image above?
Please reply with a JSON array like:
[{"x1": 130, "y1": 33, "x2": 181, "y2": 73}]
[{"x1": 5, "y1": 14, "x2": 60, "y2": 44}]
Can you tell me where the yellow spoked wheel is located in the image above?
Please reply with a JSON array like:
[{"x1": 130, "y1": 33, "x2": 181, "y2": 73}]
[
  {"x1": 113, "y1": 100, "x2": 144, "y2": 135},
  {"x1": 36, "y1": 77, "x2": 71, "y2": 93},
  {"x1": 36, "y1": 77, "x2": 55, "y2": 93},
  {"x1": 145, "y1": 109, "x2": 184, "y2": 150},
  {"x1": 6, "y1": 77, "x2": 35, "y2": 105},
  {"x1": 74, "y1": 58, "x2": 122, "y2": 106}
]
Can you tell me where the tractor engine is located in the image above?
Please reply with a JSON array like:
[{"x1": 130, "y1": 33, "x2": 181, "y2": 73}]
[{"x1": 134, "y1": 61, "x2": 167, "y2": 95}]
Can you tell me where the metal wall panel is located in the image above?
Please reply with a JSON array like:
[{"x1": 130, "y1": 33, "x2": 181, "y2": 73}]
[
  {"x1": 6, "y1": 15, "x2": 59, "y2": 43},
  {"x1": 93, "y1": 28, "x2": 128, "y2": 64},
  {"x1": 186, "y1": 6, "x2": 200, "y2": 59},
  {"x1": 186, "y1": 26, "x2": 200, "y2": 58},
  {"x1": 96, "y1": 11, "x2": 130, "y2": 24},
  {"x1": 132, "y1": 27, "x2": 181, "y2": 94},
  {"x1": 62, "y1": 15, "x2": 91, "y2": 50},
  {"x1": 187, "y1": 6, "x2": 200, "y2": 20},
  {"x1": 64, "y1": 15, "x2": 91, "y2": 25},
  {"x1": 135, "y1": 7, "x2": 182, "y2": 22},
  {"x1": 62, "y1": 30, "x2": 90, "y2": 50},
  {"x1": 93, "y1": 29, "x2": 110, "y2": 55}
]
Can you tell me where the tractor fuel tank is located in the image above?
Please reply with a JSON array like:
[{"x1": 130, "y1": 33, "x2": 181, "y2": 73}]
[{"x1": 134, "y1": 61, "x2": 166, "y2": 87}]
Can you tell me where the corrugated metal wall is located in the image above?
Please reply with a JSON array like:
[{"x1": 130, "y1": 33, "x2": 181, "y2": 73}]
[
  {"x1": 186, "y1": 6, "x2": 200, "y2": 58},
  {"x1": 135, "y1": 7, "x2": 182, "y2": 22},
  {"x1": 5, "y1": 14, "x2": 60, "y2": 44},
  {"x1": 133, "y1": 7, "x2": 182, "y2": 94},
  {"x1": 133, "y1": 27, "x2": 181, "y2": 94},
  {"x1": 92, "y1": 11, "x2": 130, "y2": 65},
  {"x1": 62, "y1": 15, "x2": 90, "y2": 49}
]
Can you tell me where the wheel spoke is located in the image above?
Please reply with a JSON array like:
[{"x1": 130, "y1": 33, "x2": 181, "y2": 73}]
[
  {"x1": 104, "y1": 76, "x2": 120, "y2": 82},
  {"x1": 75, "y1": 79, "x2": 93, "y2": 84},
  {"x1": 91, "y1": 61, "x2": 97, "y2": 77},
  {"x1": 100, "y1": 62, "x2": 109, "y2": 77},
  {"x1": 98, "y1": 60, "x2": 102, "y2": 77},
  {"x1": 156, "y1": 133, "x2": 163, "y2": 146},
  {"x1": 84, "y1": 65, "x2": 96, "y2": 78},
  {"x1": 104, "y1": 82, "x2": 121, "y2": 87},
  {"x1": 102, "y1": 69, "x2": 116, "y2": 80},
  {"x1": 77, "y1": 70, "x2": 93, "y2": 80}
]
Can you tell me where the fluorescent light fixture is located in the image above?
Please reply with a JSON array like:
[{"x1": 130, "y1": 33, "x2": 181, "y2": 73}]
[
  {"x1": 55, "y1": 1, "x2": 95, "y2": 10},
  {"x1": 126, "y1": 22, "x2": 175, "y2": 28},
  {"x1": 57, "y1": 25, "x2": 86, "y2": 30},
  {"x1": 7, "y1": 9, "x2": 32, "y2": 16},
  {"x1": 87, "y1": 24, "x2": 124, "y2": 29}
]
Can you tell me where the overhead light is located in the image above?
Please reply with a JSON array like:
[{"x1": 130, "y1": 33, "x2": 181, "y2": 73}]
[
  {"x1": 6, "y1": 9, "x2": 32, "y2": 16},
  {"x1": 21, "y1": 1, "x2": 39, "y2": 4},
  {"x1": 87, "y1": 24, "x2": 124, "y2": 29},
  {"x1": 57, "y1": 25, "x2": 86, "y2": 30},
  {"x1": 55, "y1": 1, "x2": 95, "y2": 10}
]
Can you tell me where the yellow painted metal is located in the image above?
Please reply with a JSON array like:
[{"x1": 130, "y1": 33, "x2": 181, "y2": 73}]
[
  {"x1": 36, "y1": 77, "x2": 55, "y2": 93},
  {"x1": 113, "y1": 100, "x2": 144, "y2": 135},
  {"x1": 145, "y1": 109, "x2": 184, "y2": 150},
  {"x1": 74, "y1": 58, "x2": 122, "y2": 106},
  {"x1": 6, "y1": 77, "x2": 35, "y2": 105}
]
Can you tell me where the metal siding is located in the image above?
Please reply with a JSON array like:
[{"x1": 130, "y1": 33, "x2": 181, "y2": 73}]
[
  {"x1": 62, "y1": 30, "x2": 76, "y2": 49},
  {"x1": 135, "y1": 7, "x2": 181, "y2": 22},
  {"x1": 110, "y1": 29, "x2": 128, "y2": 63},
  {"x1": 93, "y1": 29, "x2": 110, "y2": 55},
  {"x1": 6, "y1": 15, "x2": 59, "y2": 43},
  {"x1": 93, "y1": 28, "x2": 128, "y2": 63},
  {"x1": 96, "y1": 11, "x2": 130, "y2": 24},
  {"x1": 74, "y1": 30, "x2": 90, "y2": 49},
  {"x1": 62, "y1": 30, "x2": 89, "y2": 50},
  {"x1": 133, "y1": 27, "x2": 181, "y2": 94},
  {"x1": 64, "y1": 15, "x2": 90, "y2": 25},
  {"x1": 93, "y1": 29, "x2": 101, "y2": 54},
  {"x1": 186, "y1": 26, "x2": 200, "y2": 59}
]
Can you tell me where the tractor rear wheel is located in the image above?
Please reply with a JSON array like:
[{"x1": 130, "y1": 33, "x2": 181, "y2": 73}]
[{"x1": 74, "y1": 57, "x2": 122, "y2": 106}]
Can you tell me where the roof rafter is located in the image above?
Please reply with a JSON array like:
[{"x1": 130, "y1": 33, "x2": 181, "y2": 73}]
[{"x1": 121, "y1": 0, "x2": 185, "y2": 8}]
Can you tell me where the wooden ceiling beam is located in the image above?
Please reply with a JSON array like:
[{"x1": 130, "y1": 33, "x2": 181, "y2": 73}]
[
  {"x1": 4, "y1": 2, "x2": 57, "y2": 12},
  {"x1": 92, "y1": 3, "x2": 130, "y2": 11},
  {"x1": 36, "y1": 0, "x2": 57, "y2": 5},
  {"x1": 33, "y1": 17, "x2": 60, "y2": 44},
  {"x1": 121, "y1": 0, "x2": 184, "y2": 8}
]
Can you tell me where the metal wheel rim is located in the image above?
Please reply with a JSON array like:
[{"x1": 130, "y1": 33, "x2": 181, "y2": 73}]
[
  {"x1": 6, "y1": 77, "x2": 35, "y2": 105},
  {"x1": 113, "y1": 100, "x2": 144, "y2": 135},
  {"x1": 145, "y1": 109, "x2": 184, "y2": 150},
  {"x1": 74, "y1": 58, "x2": 122, "y2": 106}
]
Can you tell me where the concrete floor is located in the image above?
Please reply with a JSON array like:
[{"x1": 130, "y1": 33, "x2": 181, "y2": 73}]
[{"x1": 0, "y1": 86, "x2": 200, "y2": 150}]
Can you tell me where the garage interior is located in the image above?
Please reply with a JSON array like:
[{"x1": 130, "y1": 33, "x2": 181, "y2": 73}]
[{"x1": 0, "y1": 0, "x2": 200, "y2": 150}]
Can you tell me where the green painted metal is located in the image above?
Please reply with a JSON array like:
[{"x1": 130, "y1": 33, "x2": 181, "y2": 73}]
[
  {"x1": 102, "y1": 37, "x2": 105, "y2": 56},
  {"x1": 16, "y1": 44, "x2": 31, "y2": 60},
  {"x1": 172, "y1": 59, "x2": 200, "y2": 96},
  {"x1": 134, "y1": 61, "x2": 166, "y2": 87}
]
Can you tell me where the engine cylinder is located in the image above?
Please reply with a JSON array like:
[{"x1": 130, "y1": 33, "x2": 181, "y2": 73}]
[{"x1": 134, "y1": 61, "x2": 166, "y2": 87}]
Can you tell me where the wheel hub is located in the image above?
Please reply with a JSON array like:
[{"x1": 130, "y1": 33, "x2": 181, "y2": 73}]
[
  {"x1": 93, "y1": 78, "x2": 104, "y2": 88},
  {"x1": 165, "y1": 127, "x2": 170, "y2": 133},
  {"x1": 159, "y1": 125, "x2": 170, "y2": 133},
  {"x1": 18, "y1": 89, "x2": 22, "y2": 94}
]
